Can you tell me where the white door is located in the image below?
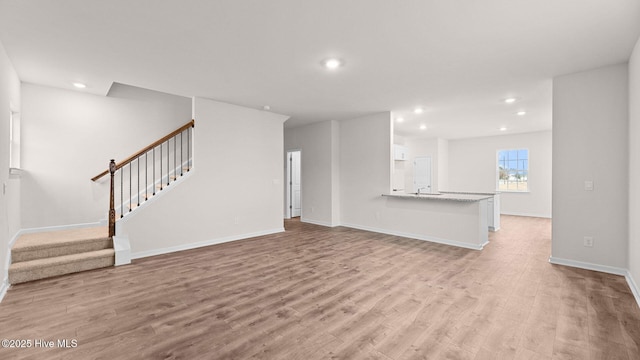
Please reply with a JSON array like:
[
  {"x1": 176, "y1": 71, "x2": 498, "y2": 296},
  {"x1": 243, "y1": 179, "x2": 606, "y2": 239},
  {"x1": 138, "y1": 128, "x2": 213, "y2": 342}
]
[
  {"x1": 413, "y1": 156, "x2": 432, "y2": 193},
  {"x1": 289, "y1": 151, "x2": 301, "y2": 217}
]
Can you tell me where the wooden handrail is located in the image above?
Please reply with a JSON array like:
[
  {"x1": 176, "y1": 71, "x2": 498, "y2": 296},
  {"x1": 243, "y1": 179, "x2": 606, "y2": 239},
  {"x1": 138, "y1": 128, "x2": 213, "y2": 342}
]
[
  {"x1": 91, "y1": 119, "x2": 194, "y2": 181},
  {"x1": 108, "y1": 159, "x2": 116, "y2": 237}
]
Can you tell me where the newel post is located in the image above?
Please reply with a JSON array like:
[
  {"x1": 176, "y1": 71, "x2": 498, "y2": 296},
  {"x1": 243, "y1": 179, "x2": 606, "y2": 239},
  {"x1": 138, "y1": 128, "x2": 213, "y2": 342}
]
[{"x1": 108, "y1": 159, "x2": 116, "y2": 237}]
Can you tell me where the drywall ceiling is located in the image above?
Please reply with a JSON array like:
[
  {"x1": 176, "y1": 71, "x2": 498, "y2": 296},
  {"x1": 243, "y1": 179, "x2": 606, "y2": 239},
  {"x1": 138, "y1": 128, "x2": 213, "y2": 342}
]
[{"x1": 0, "y1": 0, "x2": 639, "y2": 139}]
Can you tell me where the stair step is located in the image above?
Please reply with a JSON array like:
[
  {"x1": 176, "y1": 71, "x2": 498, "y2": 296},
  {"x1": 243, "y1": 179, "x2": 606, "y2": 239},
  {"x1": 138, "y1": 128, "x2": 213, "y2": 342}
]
[
  {"x1": 9, "y1": 249, "x2": 115, "y2": 284},
  {"x1": 12, "y1": 227, "x2": 111, "y2": 263}
]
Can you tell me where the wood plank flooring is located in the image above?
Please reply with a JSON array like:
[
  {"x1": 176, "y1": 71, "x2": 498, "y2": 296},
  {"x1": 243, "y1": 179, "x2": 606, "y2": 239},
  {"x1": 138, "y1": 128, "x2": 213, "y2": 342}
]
[{"x1": 1, "y1": 215, "x2": 639, "y2": 359}]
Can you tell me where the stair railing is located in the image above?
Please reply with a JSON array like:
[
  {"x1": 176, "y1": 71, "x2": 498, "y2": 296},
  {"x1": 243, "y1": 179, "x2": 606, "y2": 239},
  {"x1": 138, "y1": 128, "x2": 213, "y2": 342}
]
[{"x1": 92, "y1": 119, "x2": 195, "y2": 237}]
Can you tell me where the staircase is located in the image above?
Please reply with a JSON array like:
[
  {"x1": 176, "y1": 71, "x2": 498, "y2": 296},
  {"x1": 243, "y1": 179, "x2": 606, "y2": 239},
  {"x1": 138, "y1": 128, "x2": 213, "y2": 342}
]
[
  {"x1": 7, "y1": 120, "x2": 194, "y2": 285},
  {"x1": 9, "y1": 227, "x2": 114, "y2": 284}
]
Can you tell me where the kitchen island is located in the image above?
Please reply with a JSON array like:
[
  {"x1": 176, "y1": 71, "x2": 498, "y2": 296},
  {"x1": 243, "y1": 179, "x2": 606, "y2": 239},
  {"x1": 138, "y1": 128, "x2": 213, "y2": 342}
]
[
  {"x1": 439, "y1": 191, "x2": 501, "y2": 231},
  {"x1": 385, "y1": 192, "x2": 491, "y2": 202},
  {"x1": 381, "y1": 192, "x2": 490, "y2": 250}
]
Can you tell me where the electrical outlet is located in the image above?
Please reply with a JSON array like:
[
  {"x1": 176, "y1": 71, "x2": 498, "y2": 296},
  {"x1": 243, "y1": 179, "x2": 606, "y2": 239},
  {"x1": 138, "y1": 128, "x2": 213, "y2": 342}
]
[{"x1": 583, "y1": 236, "x2": 594, "y2": 247}]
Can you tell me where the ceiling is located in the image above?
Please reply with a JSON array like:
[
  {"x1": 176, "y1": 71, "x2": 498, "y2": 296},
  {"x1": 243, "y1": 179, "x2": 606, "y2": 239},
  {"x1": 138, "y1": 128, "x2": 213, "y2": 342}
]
[{"x1": 1, "y1": 0, "x2": 639, "y2": 139}]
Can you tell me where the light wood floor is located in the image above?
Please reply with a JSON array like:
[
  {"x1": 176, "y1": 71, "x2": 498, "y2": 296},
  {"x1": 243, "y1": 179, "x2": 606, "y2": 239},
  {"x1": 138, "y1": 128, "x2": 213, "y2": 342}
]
[{"x1": 0, "y1": 216, "x2": 638, "y2": 359}]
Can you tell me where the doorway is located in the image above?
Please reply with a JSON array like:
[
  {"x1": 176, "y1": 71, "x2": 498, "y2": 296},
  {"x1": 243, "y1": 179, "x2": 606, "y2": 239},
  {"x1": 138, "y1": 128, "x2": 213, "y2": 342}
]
[
  {"x1": 286, "y1": 150, "x2": 301, "y2": 218},
  {"x1": 413, "y1": 156, "x2": 432, "y2": 193}
]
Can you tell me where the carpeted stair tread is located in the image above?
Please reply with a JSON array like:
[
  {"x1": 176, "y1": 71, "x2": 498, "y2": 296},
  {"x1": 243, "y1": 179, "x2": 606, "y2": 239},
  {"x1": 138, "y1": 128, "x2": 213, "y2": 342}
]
[
  {"x1": 9, "y1": 249, "x2": 115, "y2": 284},
  {"x1": 11, "y1": 227, "x2": 111, "y2": 263},
  {"x1": 10, "y1": 249, "x2": 115, "y2": 271},
  {"x1": 13, "y1": 226, "x2": 108, "y2": 251}
]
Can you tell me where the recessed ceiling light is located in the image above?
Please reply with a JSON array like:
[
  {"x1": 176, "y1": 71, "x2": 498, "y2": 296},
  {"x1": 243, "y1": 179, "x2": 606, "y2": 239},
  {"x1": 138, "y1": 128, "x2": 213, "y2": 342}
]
[
  {"x1": 516, "y1": 111, "x2": 526, "y2": 116},
  {"x1": 504, "y1": 98, "x2": 517, "y2": 104},
  {"x1": 73, "y1": 82, "x2": 86, "y2": 89},
  {"x1": 419, "y1": 124, "x2": 427, "y2": 130},
  {"x1": 323, "y1": 58, "x2": 342, "y2": 70},
  {"x1": 396, "y1": 117, "x2": 404, "y2": 123},
  {"x1": 500, "y1": 127, "x2": 507, "y2": 131},
  {"x1": 414, "y1": 108, "x2": 424, "y2": 114}
]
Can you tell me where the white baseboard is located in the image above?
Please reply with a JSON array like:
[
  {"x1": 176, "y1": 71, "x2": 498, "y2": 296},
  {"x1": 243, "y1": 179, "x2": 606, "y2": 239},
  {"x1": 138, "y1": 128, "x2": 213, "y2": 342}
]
[
  {"x1": 113, "y1": 235, "x2": 132, "y2": 266},
  {"x1": 340, "y1": 223, "x2": 486, "y2": 251},
  {"x1": 131, "y1": 228, "x2": 285, "y2": 260},
  {"x1": 4, "y1": 230, "x2": 19, "y2": 302},
  {"x1": 548, "y1": 256, "x2": 627, "y2": 276},
  {"x1": 626, "y1": 271, "x2": 640, "y2": 309},
  {"x1": 0, "y1": 279, "x2": 8, "y2": 303},
  {"x1": 1, "y1": 230, "x2": 11, "y2": 302},
  {"x1": 301, "y1": 218, "x2": 340, "y2": 228},
  {"x1": 3, "y1": 248, "x2": 10, "y2": 287},
  {"x1": 9, "y1": 230, "x2": 21, "y2": 248},
  {"x1": 548, "y1": 257, "x2": 640, "y2": 309},
  {"x1": 17, "y1": 221, "x2": 104, "y2": 240},
  {"x1": 501, "y1": 212, "x2": 552, "y2": 219}
]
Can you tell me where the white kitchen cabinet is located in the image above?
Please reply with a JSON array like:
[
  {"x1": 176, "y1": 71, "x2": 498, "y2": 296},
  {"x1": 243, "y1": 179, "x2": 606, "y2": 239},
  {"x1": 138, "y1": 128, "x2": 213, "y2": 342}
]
[
  {"x1": 394, "y1": 144, "x2": 409, "y2": 161},
  {"x1": 488, "y1": 193, "x2": 501, "y2": 231}
]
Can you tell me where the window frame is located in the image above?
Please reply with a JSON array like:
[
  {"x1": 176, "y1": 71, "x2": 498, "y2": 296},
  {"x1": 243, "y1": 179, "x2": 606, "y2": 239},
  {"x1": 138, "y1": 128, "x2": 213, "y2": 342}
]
[
  {"x1": 9, "y1": 104, "x2": 21, "y2": 170},
  {"x1": 496, "y1": 148, "x2": 530, "y2": 192}
]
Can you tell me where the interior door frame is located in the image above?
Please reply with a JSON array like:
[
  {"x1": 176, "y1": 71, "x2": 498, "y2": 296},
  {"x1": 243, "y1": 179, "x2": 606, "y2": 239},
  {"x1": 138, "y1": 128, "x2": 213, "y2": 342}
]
[{"x1": 286, "y1": 149, "x2": 302, "y2": 219}]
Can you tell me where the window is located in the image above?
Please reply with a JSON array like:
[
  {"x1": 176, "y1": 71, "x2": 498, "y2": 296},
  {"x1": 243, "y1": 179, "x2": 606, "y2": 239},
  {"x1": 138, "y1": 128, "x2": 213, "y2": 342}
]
[
  {"x1": 9, "y1": 108, "x2": 20, "y2": 169},
  {"x1": 497, "y1": 149, "x2": 528, "y2": 191}
]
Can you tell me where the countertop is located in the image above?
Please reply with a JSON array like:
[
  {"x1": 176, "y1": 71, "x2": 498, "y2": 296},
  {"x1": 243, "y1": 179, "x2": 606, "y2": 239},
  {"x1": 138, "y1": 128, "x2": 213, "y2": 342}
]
[
  {"x1": 383, "y1": 192, "x2": 492, "y2": 202},
  {"x1": 439, "y1": 191, "x2": 500, "y2": 196}
]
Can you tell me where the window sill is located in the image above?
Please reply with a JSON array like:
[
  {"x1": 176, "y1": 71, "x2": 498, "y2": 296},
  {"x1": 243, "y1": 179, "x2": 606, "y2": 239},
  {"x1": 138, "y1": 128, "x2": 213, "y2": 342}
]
[
  {"x1": 9, "y1": 167, "x2": 23, "y2": 176},
  {"x1": 498, "y1": 190, "x2": 530, "y2": 194}
]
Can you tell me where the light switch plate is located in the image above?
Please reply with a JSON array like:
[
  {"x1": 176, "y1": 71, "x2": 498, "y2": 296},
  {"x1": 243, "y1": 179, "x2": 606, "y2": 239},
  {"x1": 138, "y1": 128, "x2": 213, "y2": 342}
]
[{"x1": 584, "y1": 180, "x2": 594, "y2": 191}]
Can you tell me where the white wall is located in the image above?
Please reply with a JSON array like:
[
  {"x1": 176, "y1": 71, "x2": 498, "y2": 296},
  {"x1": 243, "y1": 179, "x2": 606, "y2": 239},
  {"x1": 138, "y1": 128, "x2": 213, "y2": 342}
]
[
  {"x1": 0, "y1": 39, "x2": 21, "y2": 300},
  {"x1": 392, "y1": 135, "x2": 406, "y2": 192},
  {"x1": 340, "y1": 112, "x2": 393, "y2": 227},
  {"x1": 20, "y1": 83, "x2": 191, "y2": 229},
  {"x1": 437, "y1": 138, "x2": 449, "y2": 190},
  {"x1": 119, "y1": 98, "x2": 288, "y2": 258},
  {"x1": 552, "y1": 63, "x2": 628, "y2": 270},
  {"x1": 629, "y1": 37, "x2": 640, "y2": 288},
  {"x1": 284, "y1": 120, "x2": 340, "y2": 226},
  {"x1": 447, "y1": 131, "x2": 552, "y2": 218},
  {"x1": 331, "y1": 121, "x2": 341, "y2": 225}
]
